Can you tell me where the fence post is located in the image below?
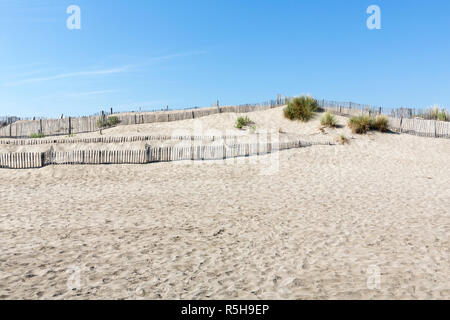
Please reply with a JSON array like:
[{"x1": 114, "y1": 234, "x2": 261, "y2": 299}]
[
  {"x1": 41, "y1": 152, "x2": 45, "y2": 167},
  {"x1": 399, "y1": 117, "x2": 403, "y2": 133},
  {"x1": 39, "y1": 119, "x2": 43, "y2": 135},
  {"x1": 145, "y1": 144, "x2": 151, "y2": 163},
  {"x1": 434, "y1": 121, "x2": 437, "y2": 138},
  {"x1": 68, "y1": 117, "x2": 72, "y2": 135},
  {"x1": 100, "y1": 111, "x2": 105, "y2": 135}
]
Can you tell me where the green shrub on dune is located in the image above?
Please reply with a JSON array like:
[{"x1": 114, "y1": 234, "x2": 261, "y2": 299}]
[
  {"x1": 97, "y1": 116, "x2": 120, "y2": 128},
  {"x1": 235, "y1": 116, "x2": 253, "y2": 129},
  {"x1": 107, "y1": 116, "x2": 120, "y2": 126},
  {"x1": 338, "y1": 134, "x2": 349, "y2": 144},
  {"x1": 348, "y1": 115, "x2": 390, "y2": 134},
  {"x1": 30, "y1": 133, "x2": 45, "y2": 139},
  {"x1": 437, "y1": 112, "x2": 448, "y2": 121},
  {"x1": 416, "y1": 107, "x2": 449, "y2": 121},
  {"x1": 320, "y1": 112, "x2": 338, "y2": 128},
  {"x1": 283, "y1": 96, "x2": 319, "y2": 122},
  {"x1": 348, "y1": 115, "x2": 374, "y2": 134},
  {"x1": 372, "y1": 115, "x2": 389, "y2": 132}
]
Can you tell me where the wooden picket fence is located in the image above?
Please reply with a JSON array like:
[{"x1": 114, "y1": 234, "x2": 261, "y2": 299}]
[
  {"x1": 386, "y1": 117, "x2": 450, "y2": 138},
  {"x1": 0, "y1": 104, "x2": 276, "y2": 139},
  {"x1": 0, "y1": 139, "x2": 330, "y2": 169},
  {"x1": 0, "y1": 134, "x2": 242, "y2": 146},
  {"x1": 320, "y1": 103, "x2": 450, "y2": 139},
  {"x1": 0, "y1": 152, "x2": 44, "y2": 169}
]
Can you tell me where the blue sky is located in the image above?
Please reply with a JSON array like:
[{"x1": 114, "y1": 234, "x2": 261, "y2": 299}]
[{"x1": 1, "y1": 0, "x2": 449, "y2": 117}]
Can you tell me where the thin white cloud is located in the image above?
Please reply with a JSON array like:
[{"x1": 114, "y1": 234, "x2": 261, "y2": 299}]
[
  {"x1": 145, "y1": 51, "x2": 207, "y2": 63},
  {"x1": 3, "y1": 50, "x2": 207, "y2": 87},
  {"x1": 5, "y1": 66, "x2": 130, "y2": 86},
  {"x1": 21, "y1": 89, "x2": 117, "y2": 101},
  {"x1": 64, "y1": 90, "x2": 116, "y2": 98}
]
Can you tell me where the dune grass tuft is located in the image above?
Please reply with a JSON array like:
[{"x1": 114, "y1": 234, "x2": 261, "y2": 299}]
[
  {"x1": 372, "y1": 115, "x2": 389, "y2": 132},
  {"x1": 107, "y1": 116, "x2": 120, "y2": 126},
  {"x1": 283, "y1": 96, "x2": 319, "y2": 122},
  {"x1": 30, "y1": 132, "x2": 45, "y2": 139},
  {"x1": 97, "y1": 116, "x2": 121, "y2": 128},
  {"x1": 348, "y1": 115, "x2": 390, "y2": 134},
  {"x1": 320, "y1": 112, "x2": 338, "y2": 128},
  {"x1": 337, "y1": 134, "x2": 349, "y2": 144},
  {"x1": 235, "y1": 116, "x2": 253, "y2": 129},
  {"x1": 417, "y1": 107, "x2": 449, "y2": 121},
  {"x1": 348, "y1": 115, "x2": 374, "y2": 134}
]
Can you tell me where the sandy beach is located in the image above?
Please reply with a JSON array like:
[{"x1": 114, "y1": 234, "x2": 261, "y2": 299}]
[{"x1": 0, "y1": 108, "x2": 449, "y2": 299}]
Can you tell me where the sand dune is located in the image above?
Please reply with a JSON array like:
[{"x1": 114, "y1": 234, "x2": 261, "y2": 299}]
[
  {"x1": 0, "y1": 107, "x2": 449, "y2": 299},
  {"x1": 0, "y1": 107, "x2": 340, "y2": 153}
]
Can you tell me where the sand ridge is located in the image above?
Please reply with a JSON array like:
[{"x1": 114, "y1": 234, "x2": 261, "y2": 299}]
[{"x1": 0, "y1": 107, "x2": 340, "y2": 153}]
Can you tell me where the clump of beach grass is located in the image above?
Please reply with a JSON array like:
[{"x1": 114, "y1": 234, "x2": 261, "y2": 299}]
[
  {"x1": 372, "y1": 115, "x2": 389, "y2": 132},
  {"x1": 320, "y1": 112, "x2": 338, "y2": 128},
  {"x1": 283, "y1": 96, "x2": 319, "y2": 122},
  {"x1": 107, "y1": 116, "x2": 120, "y2": 126},
  {"x1": 97, "y1": 116, "x2": 120, "y2": 128},
  {"x1": 436, "y1": 111, "x2": 448, "y2": 121},
  {"x1": 337, "y1": 134, "x2": 349, "y2": 144},
  {"x1": 348, "y1": 115, "x2": 389, "y2": 134},
  {"x1": 348, "y1": 114, "x2": 390, "y2": 134},
  {"x1": 348, "y1": 115, "x2": 374, "y2": 134},
  {"x1": 235, "y1": 116, "x2": 253, "y2": 129},
  {"x1": 30, "y1": 133, "x2": 45, "y2": 139},
  {"x1": 418, "y1": 107, "x2": 449, "y2": 121}
]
